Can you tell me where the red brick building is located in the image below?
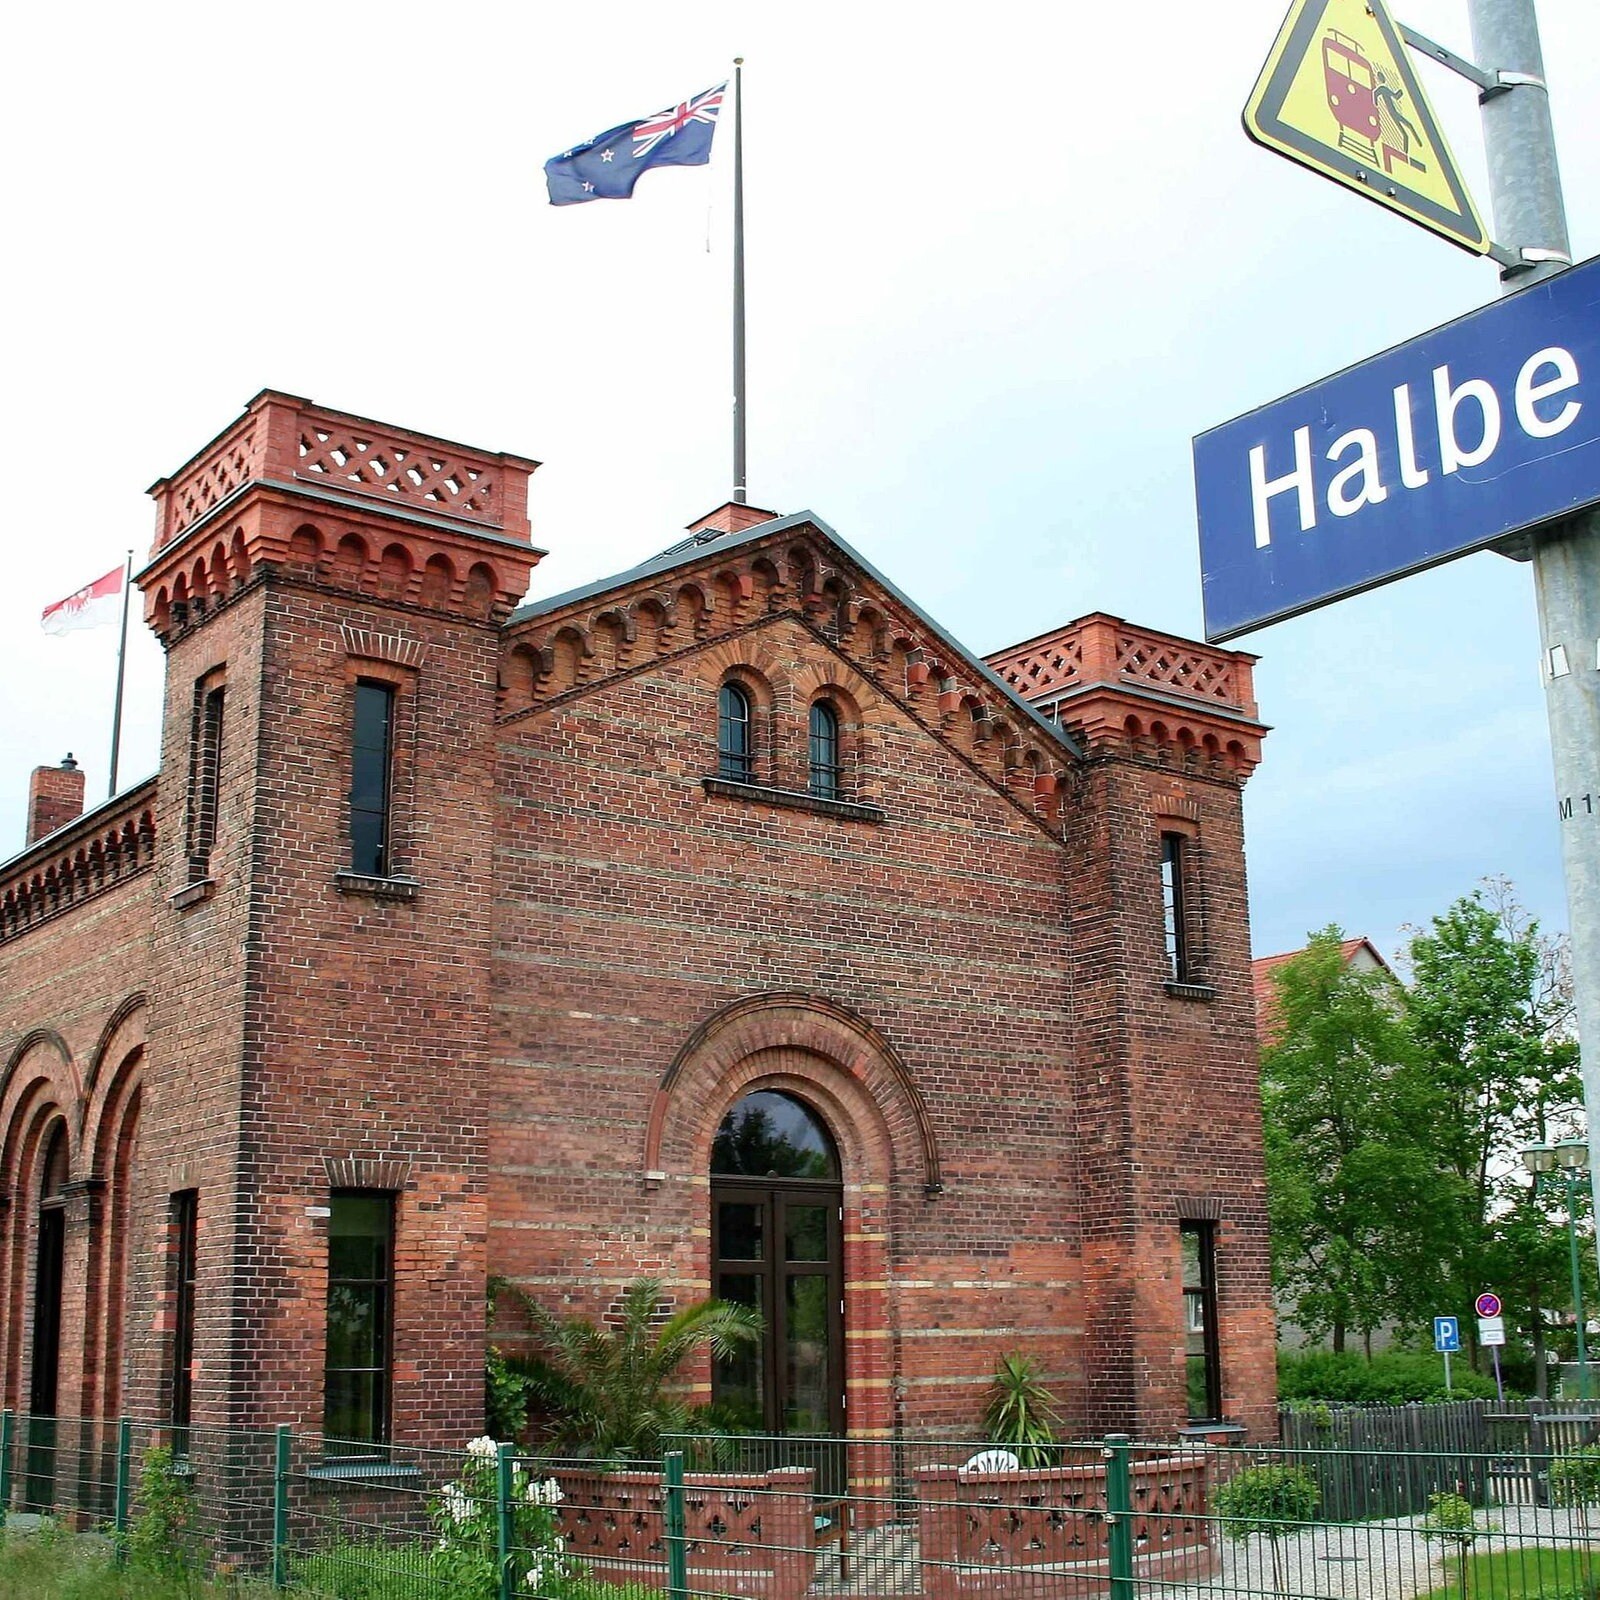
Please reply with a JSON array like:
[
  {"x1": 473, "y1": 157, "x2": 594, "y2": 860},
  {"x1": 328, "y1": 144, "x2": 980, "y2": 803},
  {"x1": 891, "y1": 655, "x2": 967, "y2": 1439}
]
[{"x1": 0, "y1": 391, "x2": 1274, "y2": 1460}]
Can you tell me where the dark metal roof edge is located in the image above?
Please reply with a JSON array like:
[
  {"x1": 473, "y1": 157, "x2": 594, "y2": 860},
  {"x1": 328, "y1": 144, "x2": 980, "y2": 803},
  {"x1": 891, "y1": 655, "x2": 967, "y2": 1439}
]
[{"x1": 510, "y1": 510, "x2": 1084, "y2": 760}]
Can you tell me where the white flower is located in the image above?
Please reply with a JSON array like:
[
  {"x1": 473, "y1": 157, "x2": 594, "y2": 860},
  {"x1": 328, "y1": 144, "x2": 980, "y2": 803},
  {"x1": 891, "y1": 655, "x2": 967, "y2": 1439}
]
[
  {"x1": 525, "y1": 1558, "x2": 546, "y2": 1590},
  {"x1": 524, "y1": 1476, "x2": 565, "y2": 1506},
  {"x1": 442, "y1": 1483, "x2": 474, "y2": 1524},
  {"x1": 466, "y1": 1436, "x2": 500, "y2": 1460}
]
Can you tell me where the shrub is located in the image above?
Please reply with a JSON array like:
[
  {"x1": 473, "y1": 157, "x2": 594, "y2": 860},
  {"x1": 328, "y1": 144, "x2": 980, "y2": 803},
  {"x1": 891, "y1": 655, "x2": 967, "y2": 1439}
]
[
  {"x1": 1213, "y1": 1463, "x2": 1320, "y2": 1598},
  {"x1": 1551, "y1": 1446, "x2": 1600, "y2": 1516},
  {"x1": 1278, "y1": 1349, "x2": 1503, "y2": 1404},
  {"x1": 124, "y1": 1446, "x2": 200, "y2": 1585}
]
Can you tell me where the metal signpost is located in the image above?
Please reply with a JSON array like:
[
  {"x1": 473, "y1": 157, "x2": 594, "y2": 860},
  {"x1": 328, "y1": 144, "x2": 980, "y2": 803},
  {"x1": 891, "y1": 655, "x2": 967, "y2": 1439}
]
[
  {"x1": 1478, "y1": 1292, "x2": 1507, "y2": 1402},
  {"x1": 1212, "y1": 0, "x2": 1600, "y2": 1271},
  {"x1": 1434, "y1": 1314, "x2": 1461, "y2": 1393}
]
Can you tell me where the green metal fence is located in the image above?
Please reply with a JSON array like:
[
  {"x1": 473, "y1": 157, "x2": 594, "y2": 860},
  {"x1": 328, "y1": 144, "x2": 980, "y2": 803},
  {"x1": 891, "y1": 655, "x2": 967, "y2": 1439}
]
[{"x1": 3, "y1": 1412, "x2": 1600, "y2": 1599}]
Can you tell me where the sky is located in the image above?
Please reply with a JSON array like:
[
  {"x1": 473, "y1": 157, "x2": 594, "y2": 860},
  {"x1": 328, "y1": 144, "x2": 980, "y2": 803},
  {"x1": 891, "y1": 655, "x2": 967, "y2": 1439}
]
[{"x1": 1, "y1": 0, "x2": 1595, "y2": 966}]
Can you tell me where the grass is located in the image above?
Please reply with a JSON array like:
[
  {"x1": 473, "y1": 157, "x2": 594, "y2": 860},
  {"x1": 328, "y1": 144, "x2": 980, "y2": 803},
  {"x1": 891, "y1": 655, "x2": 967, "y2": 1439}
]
[
  {"x1": 0, "y1": 1521, "x2": 274, "y2": 1598},
  {"x1": 1418, "y1": 1543, "x2": 1600, "y2": 1599}
]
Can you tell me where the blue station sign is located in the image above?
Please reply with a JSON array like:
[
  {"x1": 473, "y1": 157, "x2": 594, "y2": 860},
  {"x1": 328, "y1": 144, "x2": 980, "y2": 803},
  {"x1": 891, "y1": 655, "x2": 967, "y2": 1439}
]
[{"x1": 1194, "y1": 255, "x2": 1600, "y2": 642}]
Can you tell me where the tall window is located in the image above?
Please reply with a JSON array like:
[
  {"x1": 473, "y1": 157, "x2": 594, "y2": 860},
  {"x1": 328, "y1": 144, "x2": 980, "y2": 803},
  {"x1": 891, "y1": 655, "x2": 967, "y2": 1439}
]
[
  {"x1": 187, "y1": 679, "x2": 225, "y2": 880},
  {"x1": 1160, "y1": 833, "x2": 1191, "y2": 981},
  {"x1": 324, "y1": 1192, "x2": 393, "y2": 1449},
  {"x1": 1182, "y1": 1221, "x2": 1222, "y2": 1423},
  {"x1": 809, "y1": 701, "x2": 841, "y2": 799},
  {"x1": 711, "y1": 1091, "x2": 844, "y2": 1445},
  {"x1": 718, "y1": 682, "x2": 753, "y2": 782},
  {"x1": 170, "y1": 1191, "x2": 198, "y2": 1450},
  {"x1": 350, "y1": 682, "x2": 395, "y2": 876}
]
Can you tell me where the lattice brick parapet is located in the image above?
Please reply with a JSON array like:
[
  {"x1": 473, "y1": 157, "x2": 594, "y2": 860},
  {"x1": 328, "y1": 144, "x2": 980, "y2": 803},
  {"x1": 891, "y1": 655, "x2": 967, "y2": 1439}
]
[
  {"x1": 986, "y1": 613, "x2": 1265, "y2": 781},
  {"x1": 150, "y1": 390, "x2": 538, "y2": 550}
]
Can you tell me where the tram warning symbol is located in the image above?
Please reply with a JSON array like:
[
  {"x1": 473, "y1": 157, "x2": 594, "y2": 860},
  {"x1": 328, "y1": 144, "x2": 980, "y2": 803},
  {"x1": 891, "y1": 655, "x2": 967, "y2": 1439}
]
[{"x1": 1244, "y1": 0, "x2": 1489, "y2": 255}]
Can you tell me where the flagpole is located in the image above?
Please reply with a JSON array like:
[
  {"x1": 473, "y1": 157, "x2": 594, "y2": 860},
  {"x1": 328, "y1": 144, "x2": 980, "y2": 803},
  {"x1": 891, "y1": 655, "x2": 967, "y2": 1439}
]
[
  {"x1": 732, "y1": 57, "x2": 747, "y2": 504},
  {"x1": 107, "y1": 551, "x2": 132, "y2": 798}
]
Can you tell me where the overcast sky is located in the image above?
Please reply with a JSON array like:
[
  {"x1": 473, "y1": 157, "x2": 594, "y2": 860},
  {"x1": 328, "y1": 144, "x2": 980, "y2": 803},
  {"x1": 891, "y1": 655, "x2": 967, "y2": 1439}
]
[{"x1": 2, "y1": 0, "x2": 1595, "y2": 964}]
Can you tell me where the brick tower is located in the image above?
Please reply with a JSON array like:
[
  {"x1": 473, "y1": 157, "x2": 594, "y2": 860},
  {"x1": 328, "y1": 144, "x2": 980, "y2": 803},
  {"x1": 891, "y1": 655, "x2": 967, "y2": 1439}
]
[
  {"x1": 989, "y1": 615, "x2": 1273, "y2": 1438},
  {"x1": 133, "y1": 391, "x2": 539, "y2": 1445}
]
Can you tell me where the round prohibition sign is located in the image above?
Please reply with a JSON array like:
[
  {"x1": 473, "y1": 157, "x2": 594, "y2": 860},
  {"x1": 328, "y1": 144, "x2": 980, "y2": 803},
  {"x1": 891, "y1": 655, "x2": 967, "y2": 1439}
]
[{"x1": 1475, "y1": 1292, "x2": 1502, "y2": 1318}]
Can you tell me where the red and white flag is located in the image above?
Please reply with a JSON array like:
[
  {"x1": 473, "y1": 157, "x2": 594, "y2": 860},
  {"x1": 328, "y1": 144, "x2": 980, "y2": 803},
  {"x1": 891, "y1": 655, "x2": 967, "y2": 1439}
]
[{"x1": 41, "y1": 564, "x2": 125, "y2": 636}]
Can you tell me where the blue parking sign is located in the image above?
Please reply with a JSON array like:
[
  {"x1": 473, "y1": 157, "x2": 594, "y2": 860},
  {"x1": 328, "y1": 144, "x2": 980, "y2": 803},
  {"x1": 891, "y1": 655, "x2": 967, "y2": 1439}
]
[{"x1": 1434, "y1": 1316, "x2": 1461, "y2": 1353}]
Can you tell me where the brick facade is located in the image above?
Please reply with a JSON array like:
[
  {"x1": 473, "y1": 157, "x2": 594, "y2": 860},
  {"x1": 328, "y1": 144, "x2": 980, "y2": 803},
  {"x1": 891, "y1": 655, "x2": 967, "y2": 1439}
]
[{"x1": 0, "y1": 392, "x2": 1276, "y2": 1457}]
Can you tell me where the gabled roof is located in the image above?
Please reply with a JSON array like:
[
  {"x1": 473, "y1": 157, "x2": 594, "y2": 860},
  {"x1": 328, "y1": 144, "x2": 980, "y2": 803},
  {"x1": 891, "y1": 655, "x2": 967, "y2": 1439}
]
[
  {"x1": 511, "y1": 508, "x2": 1084, "y2": 758},
  {"x1": 1252, "y1": 936, "x2": 1394, "y2": 1045}
]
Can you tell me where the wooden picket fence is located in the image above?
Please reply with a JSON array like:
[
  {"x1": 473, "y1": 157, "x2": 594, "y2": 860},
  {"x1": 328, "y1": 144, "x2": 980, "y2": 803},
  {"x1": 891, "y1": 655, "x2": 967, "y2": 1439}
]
[{"x1": 1279, "y1": 1398, "x2": 1600, "y2": 1518}]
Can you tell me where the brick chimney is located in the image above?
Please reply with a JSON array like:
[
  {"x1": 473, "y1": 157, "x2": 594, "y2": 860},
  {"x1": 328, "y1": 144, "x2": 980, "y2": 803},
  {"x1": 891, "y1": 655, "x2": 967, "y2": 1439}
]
[
  {"x1": 686, "y1": 501, "x2": 780, "y2": 537},
  {"x1": 27, "y1": 755, "x2": 85, "y2": 845}
]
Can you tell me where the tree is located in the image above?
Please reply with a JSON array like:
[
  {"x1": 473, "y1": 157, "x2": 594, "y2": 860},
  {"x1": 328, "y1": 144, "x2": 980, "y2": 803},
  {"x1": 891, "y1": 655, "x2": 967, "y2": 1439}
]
[
  {"x1": 1261, "y1": 929, "x2": 1452, "y2": 1352},
  {"x1": 1403, "y1": 883, "x2": 1584, "y2": 1377}
]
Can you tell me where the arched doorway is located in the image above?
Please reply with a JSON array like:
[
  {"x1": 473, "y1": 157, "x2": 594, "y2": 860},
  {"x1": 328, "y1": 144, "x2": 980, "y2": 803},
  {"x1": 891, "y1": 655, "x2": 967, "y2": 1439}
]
[
  {"x1": 710, "y1": 1090, "x2": 844, "y2": 1436},
  {"x1": 27, "y1": 1122, "x2": 68, "y2": 1507}
]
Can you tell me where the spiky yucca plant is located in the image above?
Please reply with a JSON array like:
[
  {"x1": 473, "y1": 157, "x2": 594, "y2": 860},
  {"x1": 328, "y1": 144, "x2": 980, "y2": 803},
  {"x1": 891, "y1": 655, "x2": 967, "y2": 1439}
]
[
  {"x1": 512, "y1": 1277, "x2": 762, "y2": 1462},
  {"x1": 981, "y1": 1354, "x2": 1063, "y2": 1467}
]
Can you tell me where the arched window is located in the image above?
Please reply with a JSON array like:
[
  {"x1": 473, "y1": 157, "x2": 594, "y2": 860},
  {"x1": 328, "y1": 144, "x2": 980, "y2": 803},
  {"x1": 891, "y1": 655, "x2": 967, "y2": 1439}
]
[
  {"x1": 808, "y1": 701, "x2": 841, "y2": 800},
  {"x1": 27, "y1": 1122, "x2": 68, "y2": 1503},
  {"x1": 718, "y1": 682, "x2": 753, "y2": 782},
  {"x1": 711, "y1": 1090, "x2": 842, "y2": 1438}
]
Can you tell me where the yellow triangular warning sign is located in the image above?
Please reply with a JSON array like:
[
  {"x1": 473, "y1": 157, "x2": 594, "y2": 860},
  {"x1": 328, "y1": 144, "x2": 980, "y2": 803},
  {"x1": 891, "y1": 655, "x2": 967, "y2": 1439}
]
[{"x1": 1244, "y1": 0, "x2": 1489, "y2": 254}]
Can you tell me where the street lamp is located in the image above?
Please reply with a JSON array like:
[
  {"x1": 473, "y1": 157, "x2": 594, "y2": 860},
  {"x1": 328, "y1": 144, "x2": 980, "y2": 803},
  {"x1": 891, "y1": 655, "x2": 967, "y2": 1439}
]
[{"x1": 1523, "y1": 1138, "x2": 1592, "y2": 1401}]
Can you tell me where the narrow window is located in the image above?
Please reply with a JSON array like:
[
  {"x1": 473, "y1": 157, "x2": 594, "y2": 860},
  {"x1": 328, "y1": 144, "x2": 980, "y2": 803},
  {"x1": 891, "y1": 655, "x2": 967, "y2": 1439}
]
[
  {"x1": 170, "y1": 1191, "x2": 198, "y2": 1452},
  {"x1": 187, "y1": 680, "x2": 225, "y2": 880},
  {"x1": 1160, "y1": 833, "x2": 1190, "y2": 981},
  {"x1": 350, "y1": 682, "x2": 395, "y2": 876},
  {"x1": 1182, "y1": 1221, "x2": 1222, "y2": 1423},
  {"x1": 809, "y1": 701, "x2": 841, "y2": 799},
  {"x1": 325, "y1": 1192, "x2": 393, "y2": 1450},
  {"x1": 718, "y1": 682, "x2": 753, "y2": 782}
]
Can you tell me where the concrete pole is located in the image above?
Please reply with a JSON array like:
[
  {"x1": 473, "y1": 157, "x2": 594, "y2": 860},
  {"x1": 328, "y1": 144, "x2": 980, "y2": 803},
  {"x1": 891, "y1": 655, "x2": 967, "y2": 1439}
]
[{"x1": 1467, "y1": 0, "x2": 1600, "y2": 1264}]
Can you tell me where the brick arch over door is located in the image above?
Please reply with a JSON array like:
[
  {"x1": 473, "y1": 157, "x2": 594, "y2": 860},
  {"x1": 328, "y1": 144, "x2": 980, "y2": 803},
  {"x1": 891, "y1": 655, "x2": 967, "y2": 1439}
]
[
  {"x1": 643, "y1": 993, "x2": 940, "y2": 1194},
  {"x1": 644, "y1": 992, "x2": 941, "y2": 1443}
]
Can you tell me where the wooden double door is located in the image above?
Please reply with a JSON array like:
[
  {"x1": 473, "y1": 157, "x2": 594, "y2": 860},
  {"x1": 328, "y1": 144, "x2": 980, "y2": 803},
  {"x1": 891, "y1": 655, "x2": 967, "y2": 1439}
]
[{"x1": 711, "y1": 1179, "x2": 844, "y2": 1437}]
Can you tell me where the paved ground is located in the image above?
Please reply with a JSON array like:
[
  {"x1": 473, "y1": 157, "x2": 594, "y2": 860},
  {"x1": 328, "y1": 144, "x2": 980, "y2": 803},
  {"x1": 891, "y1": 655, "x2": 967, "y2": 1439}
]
[{"x1": 808, "y1": 1506, "x2": 1600, "y2": 1599}]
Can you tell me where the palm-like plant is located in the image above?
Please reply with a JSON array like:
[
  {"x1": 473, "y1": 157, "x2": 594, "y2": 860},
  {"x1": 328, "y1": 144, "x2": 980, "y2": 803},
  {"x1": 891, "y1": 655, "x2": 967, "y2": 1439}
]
[
  {"x1": 982, "y1": 1354, "x2": 1063, "y2": 1467},
  {"x1": 509, "y1": 1276, "x2": 762, "y2": 1461}
]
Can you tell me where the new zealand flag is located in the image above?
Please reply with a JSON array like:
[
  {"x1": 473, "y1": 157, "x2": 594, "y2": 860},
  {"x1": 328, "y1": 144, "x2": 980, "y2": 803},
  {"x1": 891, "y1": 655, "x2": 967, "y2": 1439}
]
[{"x1": 545, "y1": 84, "x2": 726, "y2": 206}]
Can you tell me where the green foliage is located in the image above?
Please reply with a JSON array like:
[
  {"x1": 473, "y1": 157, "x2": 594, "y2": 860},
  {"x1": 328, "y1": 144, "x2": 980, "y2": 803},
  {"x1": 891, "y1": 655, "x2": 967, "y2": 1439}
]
[
  {"x1": 1278, "y1": 1348, "x2": 1502, "y2": 1403},
  {"x1": 1551, "y1": 1446, "x2": 1600, "y2": 1511},
  {"x1": 124, "y1": 1445, "x2": 199, "y2": 1586},
  {"x1": 506, "y1": 1276, "x2": 763, "y2": 1461},
  {"x1": 1266, "y1": 886, "x2": 1588, "y2": 1380},
  {"x1": 0, "y1": 1526, "x2": 267, "y2": 1598},
  {"x1": 1421, "y1": 1490, "x2": 1490, "y2": 1544},
  {"x1": 981, "y1": 1354, "x2": 1062, "y2": 1466},
  {"x1": 1213, "y1": 1463, "x2": 1320, "y2": 1541},
  {"x1": 1262, "y1": 928, "x2": 1450, "y2": 1349}
]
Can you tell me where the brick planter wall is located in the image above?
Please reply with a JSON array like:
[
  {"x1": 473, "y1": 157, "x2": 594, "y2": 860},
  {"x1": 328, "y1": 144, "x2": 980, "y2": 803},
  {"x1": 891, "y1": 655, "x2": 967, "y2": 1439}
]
[
  {"x1": 555, "y1": 1466, "x2": 817, "y2": 1600},
  {"x1": 915, "y1": 1455, "x2": 1216, "y2": 1599}
]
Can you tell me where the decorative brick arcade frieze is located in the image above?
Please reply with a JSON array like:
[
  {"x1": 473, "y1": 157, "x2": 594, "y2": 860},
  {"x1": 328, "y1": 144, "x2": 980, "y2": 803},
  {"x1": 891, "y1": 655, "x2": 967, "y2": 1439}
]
[
  {"x1": 500, "y1": 520, "x2": 1075, "y2": 831},
  {"x1": 0, "y1": 780, "x2": 159, "y2": 946},
  {"x1": 987, "y1": 612, "x2": 1266, "y2": 782},
  {"x1": 139, "y1": 391, "x2": 543, "y2": 646}
]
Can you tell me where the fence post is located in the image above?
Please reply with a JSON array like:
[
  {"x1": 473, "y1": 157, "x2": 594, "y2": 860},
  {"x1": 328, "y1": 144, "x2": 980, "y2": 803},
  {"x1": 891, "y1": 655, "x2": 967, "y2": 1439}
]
[
  {"x1": 665, "y1": 1449, "x2": 689, "y2": 1600},
  {"x1": 271, "y1": 1425, "x2": 291, "y2": 1589},
  {"x1": 0, "y1": 1410, "x2": 12, "y2": 1515},
  {"x1": 112, "y1": 1418, "x2": 132, "y2": 1563},
  {"x1": 497, "y1": 1441, "x2": 516, "y2": 1600},
  {"x1": 1103, "y1": 1433, "x2": 1134, "y2": 1600}
]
